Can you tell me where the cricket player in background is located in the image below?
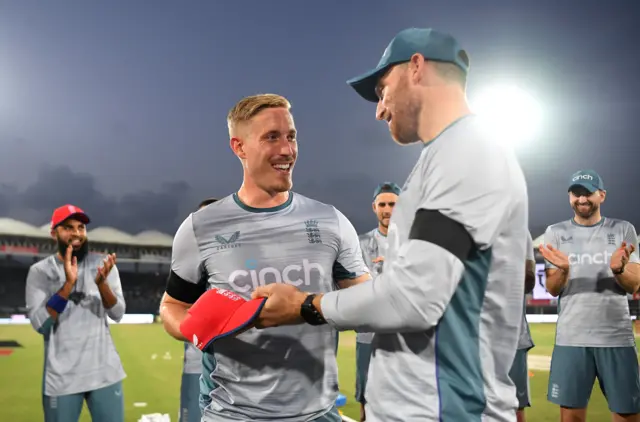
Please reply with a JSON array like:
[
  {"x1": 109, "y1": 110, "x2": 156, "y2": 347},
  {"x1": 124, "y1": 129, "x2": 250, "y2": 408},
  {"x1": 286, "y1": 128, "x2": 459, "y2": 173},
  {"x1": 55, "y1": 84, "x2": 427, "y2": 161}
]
[
  {"x1": 179, "y1": 197, "x2": 218, "y2": 422},
  {"x1": 540, "y1": 169, "x2": 640, "y2": 422},
  {"x1": 159, "y1": 93, "x2": 370, "y2": 422},
  {"x1": 356, "y1": 181, "x2": 399, "y2": 422},
  {"x1": 252, "y1": 27, "x2": 529, "y2": 421},
  {"x1": 25, "y1": 205, "x2": 126, "y2": 422},
  {"x1": 510, "y1": 231, "x2": 537, "y2": 422}
]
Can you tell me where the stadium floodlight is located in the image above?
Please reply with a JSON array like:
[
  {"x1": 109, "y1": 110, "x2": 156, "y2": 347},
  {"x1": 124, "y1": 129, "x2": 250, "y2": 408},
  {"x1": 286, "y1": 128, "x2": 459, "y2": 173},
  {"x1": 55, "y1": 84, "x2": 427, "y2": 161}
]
[{"x1": 470, "y1": 85, "x2": 543, "y2": 149}]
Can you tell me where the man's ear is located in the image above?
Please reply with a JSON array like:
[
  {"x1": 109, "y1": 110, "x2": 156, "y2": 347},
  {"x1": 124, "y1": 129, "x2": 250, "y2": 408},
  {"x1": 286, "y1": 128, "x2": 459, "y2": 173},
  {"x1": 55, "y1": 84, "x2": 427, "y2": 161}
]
[
  {"x1": 408, "y1": 53, "x2": 426, "y2": 84},
  {"x1": 230, "y1": 137, "x2": 246, "y2": 160},
  {"x1": 599, "y1": 190, "x2": 606, "y2": 203},
  {"x1": 371, "y1": 201, "x2": 377, "y2": 214}
]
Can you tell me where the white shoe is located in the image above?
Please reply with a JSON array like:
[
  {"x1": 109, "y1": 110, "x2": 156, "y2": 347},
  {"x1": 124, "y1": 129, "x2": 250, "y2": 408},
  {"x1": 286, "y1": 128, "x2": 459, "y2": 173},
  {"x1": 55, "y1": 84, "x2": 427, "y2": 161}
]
[{"x1": 138, "y1": 413, "x2": 171, "y2": 422}]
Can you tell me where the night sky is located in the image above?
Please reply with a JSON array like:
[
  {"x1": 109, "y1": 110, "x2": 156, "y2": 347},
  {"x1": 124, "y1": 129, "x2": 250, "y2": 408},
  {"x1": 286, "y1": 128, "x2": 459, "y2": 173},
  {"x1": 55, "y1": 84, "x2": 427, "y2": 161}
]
[{"x1": 1, "y1": 0, "x2": 638, "y2": 237}]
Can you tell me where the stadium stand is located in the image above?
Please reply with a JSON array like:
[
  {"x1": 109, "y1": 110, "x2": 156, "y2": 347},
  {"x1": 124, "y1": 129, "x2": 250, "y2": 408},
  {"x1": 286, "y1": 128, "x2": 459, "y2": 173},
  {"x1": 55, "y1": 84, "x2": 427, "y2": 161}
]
[{"x1": 0, "y1": 217, "x2": 171, "y2": 317}]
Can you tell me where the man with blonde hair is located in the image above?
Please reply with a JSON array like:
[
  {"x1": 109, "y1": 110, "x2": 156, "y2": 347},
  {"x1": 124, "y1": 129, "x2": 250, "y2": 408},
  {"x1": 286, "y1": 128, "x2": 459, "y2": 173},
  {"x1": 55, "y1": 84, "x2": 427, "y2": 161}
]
[{"x1": 160, "y1": 93, "x2": 370, "y2": 422}]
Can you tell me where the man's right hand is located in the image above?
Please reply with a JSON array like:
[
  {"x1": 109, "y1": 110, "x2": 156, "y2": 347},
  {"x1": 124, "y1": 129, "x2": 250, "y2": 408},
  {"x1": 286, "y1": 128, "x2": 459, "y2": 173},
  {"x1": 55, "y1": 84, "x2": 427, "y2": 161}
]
[
  {"x1": 360, "y1": 402, "x2": 366, "y2": 422},
  {"x1": 538, "y1": 244, "x2": 569, "y2": 272},
  {"x1": 63, "y1": 245, "x2": 79, "y2": 286}
]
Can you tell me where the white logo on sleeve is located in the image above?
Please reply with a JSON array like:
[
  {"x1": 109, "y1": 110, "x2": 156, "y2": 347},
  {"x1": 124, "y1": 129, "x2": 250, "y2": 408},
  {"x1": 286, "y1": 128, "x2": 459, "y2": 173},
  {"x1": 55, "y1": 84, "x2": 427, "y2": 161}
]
[{"x1": 192, "y1": 334, "x2": 199, "y2": 347}]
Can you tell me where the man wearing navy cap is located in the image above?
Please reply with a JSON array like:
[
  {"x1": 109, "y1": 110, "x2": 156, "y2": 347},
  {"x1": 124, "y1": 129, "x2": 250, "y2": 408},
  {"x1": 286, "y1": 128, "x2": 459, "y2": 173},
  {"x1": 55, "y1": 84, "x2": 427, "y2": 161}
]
[
  {"x1": 253, "y1": 28, "x2": 529, "y2": 421},
  {"x1": 25, "y1": 205, "x2": 127, "y2": 422},
  {"x1": 540, "y1": 170, "x2": 640, "y2": 421},
  {"x1": 355, "y1": 182, "x2": 399, "y2": 421}
]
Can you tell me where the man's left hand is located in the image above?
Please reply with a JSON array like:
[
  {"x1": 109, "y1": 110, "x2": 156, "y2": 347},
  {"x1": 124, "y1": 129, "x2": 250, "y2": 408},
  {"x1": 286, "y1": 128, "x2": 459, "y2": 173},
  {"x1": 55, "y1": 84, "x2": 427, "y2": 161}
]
[
  {"x1": 96, "y1": 253, "x2": 116, "y2": 285},
  {"x1": 611, "y1": 242, "x2": 635, "y2": 273},
  {"x1": 252, "y1": 284, "x2": 308, "y2": 328}
]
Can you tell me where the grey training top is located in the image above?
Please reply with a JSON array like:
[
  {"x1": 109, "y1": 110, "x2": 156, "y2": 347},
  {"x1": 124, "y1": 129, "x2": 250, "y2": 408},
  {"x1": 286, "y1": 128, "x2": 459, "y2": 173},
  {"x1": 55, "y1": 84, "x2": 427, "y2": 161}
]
[
  {"x1": 25, "y1": 253, "x2": 127, "y2": 396},
  {"x1": 170, "y1": 192, "x2": 368, "y2": 422},
  {"x1": 321, "y1": 116, "x2": 529, "y2": 421},
  {"x1": 357, "y1": 228, "x2": 388, "y2": 345},
  {"x1": 544, "y1": 217, "x2": 639, "y2": 347}
]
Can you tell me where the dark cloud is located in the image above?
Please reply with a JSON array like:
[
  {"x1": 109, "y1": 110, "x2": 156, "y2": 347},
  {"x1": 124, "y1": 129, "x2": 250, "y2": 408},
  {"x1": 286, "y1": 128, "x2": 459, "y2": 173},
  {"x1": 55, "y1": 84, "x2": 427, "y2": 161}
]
[
  {"x1": 0, "y1": 184, "x2": 14, "y2": 216},
  {"x1": 117, "y1": 181, "x2": 192, "y2": 233},
  {"x1": 2, "y1": 165, "x2": 382, "y2": 236},
  {"x1": 21, "y1": 165, "x2": 108, "y2": 212},
  {"x1": 7, "y1": 165, "x2": 192, "y2": 235}
]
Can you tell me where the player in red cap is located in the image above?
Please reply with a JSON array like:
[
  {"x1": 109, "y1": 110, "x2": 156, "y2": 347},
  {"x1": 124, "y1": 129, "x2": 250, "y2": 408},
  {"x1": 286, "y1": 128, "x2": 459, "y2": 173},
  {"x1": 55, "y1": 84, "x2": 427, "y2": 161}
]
[{"x1": 25, "y1": 205, "x2": 127, "y2": 422}]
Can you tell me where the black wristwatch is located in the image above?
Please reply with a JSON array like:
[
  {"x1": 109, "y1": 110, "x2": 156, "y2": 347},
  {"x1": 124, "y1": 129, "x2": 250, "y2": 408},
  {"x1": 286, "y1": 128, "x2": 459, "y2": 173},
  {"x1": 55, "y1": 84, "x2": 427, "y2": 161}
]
[
  {"x1": 613, "y1": 266, "x2": 625, "y2": 275},
  {"x1": 300, "y1": 294, "x2": 327, "y2": 326}
]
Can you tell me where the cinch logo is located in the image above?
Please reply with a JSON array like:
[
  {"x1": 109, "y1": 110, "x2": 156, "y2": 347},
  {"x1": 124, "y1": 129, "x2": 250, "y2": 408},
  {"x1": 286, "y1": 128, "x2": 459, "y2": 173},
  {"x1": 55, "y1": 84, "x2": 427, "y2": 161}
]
[
  {"x1": 228, "y1": 259, "x2": 325, "y2": 293},
  {"x1": 568, "y1": 251, "x2": 613, "y2": 265},
  {"x1": 572, "y1": 174, "x2": 593, "y2": 182}
]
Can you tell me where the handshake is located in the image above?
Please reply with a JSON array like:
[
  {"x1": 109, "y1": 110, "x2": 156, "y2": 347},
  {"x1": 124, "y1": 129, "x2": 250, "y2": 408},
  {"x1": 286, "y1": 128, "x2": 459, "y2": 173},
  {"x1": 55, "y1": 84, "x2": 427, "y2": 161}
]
[{"x1": 179, "y1": 284, "x2": 313, "y2": 351}]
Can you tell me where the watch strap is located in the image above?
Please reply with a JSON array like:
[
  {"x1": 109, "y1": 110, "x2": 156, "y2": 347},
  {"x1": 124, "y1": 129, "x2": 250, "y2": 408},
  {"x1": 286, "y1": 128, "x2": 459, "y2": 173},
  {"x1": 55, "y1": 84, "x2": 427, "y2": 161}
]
[{"x1": 300, "y1": 294, "x2": 327, "y2": 326}]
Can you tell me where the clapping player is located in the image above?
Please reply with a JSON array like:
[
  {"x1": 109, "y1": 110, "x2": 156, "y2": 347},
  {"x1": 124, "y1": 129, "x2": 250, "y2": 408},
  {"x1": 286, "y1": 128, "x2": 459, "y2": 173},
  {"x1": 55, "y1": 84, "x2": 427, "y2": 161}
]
[
  {"x1": 25, "y1": 205, "x2": 126, "y2": 422},
  {"x1": 540, "y1": 170, "x2": 640, "y2": 422}
]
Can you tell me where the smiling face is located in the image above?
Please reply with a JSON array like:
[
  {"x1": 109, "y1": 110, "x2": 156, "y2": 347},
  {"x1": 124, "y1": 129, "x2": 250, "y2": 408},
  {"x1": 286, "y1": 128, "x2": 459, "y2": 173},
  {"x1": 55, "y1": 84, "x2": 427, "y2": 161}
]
[
  {"x1": 229, "y1": 96, "x2": 298, "y2": 195},
  {"x1": 374, "y1": 63, "x2": 422, "y2": 145},
  {"x1": 372, "y1": 55, "x2": 469, "y2": 146},
  {"x1": 569, "y1": 185, "x2": 606, "y2": 220},
  {"x1": 52, "y1": 218, "x2": 90, "y2": 261}
]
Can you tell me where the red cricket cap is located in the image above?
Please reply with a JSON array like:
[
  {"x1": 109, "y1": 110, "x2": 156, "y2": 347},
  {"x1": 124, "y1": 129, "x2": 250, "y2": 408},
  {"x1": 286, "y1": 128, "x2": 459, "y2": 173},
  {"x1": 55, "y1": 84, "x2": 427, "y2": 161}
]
[
  {"x1": 51, "y1": 204, "x2": 91, "y2": 229},
  {"x1": 179, "y1": 288, "x2": 267, "y2": 351}
]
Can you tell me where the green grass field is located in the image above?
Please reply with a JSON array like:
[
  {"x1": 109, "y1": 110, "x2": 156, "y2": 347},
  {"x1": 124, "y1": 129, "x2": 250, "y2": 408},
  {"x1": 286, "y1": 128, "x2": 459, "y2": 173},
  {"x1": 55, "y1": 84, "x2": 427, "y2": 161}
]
[{"x1": 0, "y1": 323, "x2": 637, "y2": 421}]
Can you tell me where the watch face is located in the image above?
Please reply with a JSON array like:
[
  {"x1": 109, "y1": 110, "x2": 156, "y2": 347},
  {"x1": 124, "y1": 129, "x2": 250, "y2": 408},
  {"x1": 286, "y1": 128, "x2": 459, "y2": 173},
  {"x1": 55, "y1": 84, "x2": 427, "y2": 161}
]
[{"x1": 302, "y1": 295, "x2": 315, "y2": 313}]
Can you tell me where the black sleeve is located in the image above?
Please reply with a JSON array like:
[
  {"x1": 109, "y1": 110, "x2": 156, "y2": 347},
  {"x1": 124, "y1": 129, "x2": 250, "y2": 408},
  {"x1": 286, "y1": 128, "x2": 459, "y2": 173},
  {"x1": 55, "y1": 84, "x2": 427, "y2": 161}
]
[
  {"x1": 408, "y1": 208, "x2": 474, "y2": 261},
  {"x1": 165, "y1": 270, "x2": 207, "y2": 304}
]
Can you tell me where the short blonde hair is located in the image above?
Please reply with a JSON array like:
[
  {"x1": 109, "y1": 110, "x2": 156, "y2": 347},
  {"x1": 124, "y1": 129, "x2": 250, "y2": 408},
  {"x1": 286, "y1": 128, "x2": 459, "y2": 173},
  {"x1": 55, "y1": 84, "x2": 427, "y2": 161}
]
[
  {"x1": 227, "y1": 93, "x2": 291, "y2": 138},
  {"x1": 432, "y1": 61, "x2": 467, "y2": 88}
]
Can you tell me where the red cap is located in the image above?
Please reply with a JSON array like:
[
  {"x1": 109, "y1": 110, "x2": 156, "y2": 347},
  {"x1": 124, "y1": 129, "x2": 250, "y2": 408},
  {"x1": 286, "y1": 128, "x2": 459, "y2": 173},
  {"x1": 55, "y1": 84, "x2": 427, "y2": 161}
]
[
  {"x1": 179, "y1": 288, "x2": 267, "y2": 351},
  {"x1": 51, "y1": 204, "x2": 91, "y2": 229}
]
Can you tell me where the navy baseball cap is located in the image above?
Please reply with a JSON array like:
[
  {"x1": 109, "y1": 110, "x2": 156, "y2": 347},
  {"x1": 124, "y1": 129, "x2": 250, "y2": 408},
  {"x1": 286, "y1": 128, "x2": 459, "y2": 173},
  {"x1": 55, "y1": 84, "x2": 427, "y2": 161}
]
[
  {"x1": 373, "y1": 182, "x2": 401, "y2": 200},
  {"x1": 568, "y1": 170, "x2": 605, "y2": 193},
  {"x1": 347, "y1": 28, "x2": 469, "y2": 102}
]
